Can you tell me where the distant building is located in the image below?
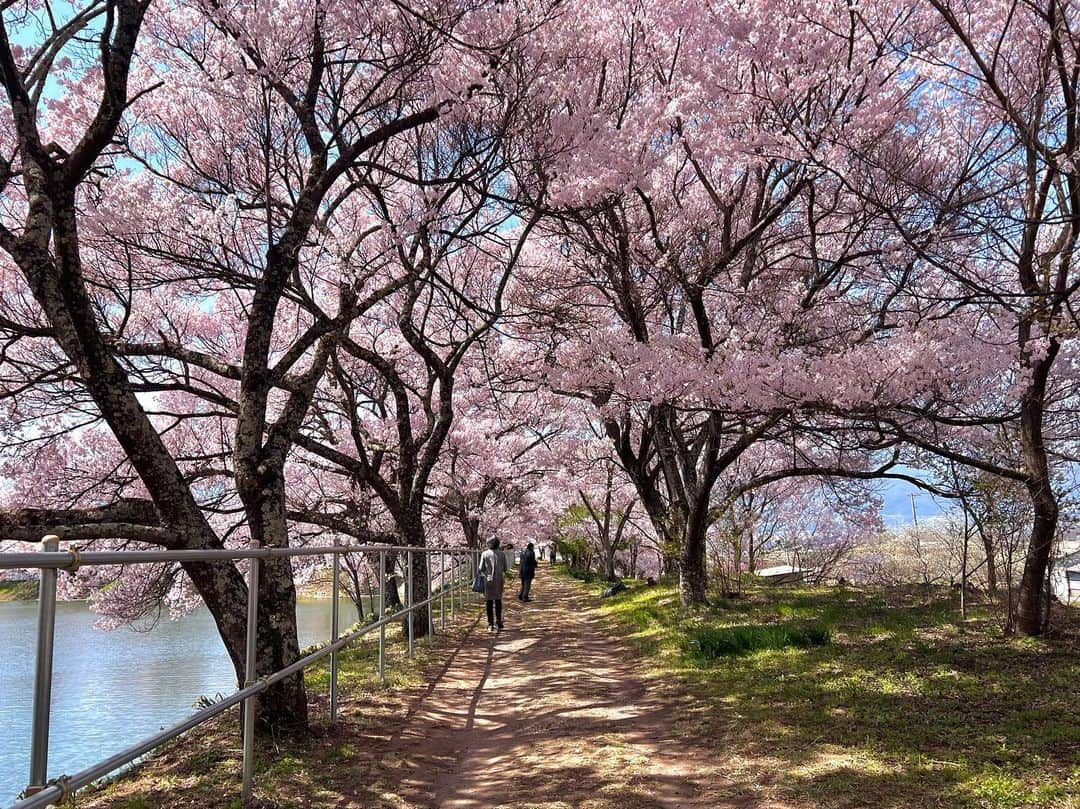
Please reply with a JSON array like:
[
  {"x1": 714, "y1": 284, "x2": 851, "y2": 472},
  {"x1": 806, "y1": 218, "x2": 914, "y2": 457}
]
[
  {"x1": 1051, "y1": 548, "x2": 1080, "y2": 605},
  {"x1": 754, "y1": 565, "x2": 807, "y2": 585}
]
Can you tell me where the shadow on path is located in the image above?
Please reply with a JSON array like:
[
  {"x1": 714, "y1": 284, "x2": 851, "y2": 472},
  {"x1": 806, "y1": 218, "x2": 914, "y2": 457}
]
[{"x1": 367, "y1": 574, "x2": 758, "y2": 809}]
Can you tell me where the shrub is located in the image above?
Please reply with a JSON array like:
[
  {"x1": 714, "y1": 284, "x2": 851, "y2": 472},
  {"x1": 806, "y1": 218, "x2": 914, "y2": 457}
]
[
  {"x1": 686, "y1": 622, "x2": 831, "y2": 661},
  {"x1": 568, "y1": 567, "x2": 599, "y2": 584}
]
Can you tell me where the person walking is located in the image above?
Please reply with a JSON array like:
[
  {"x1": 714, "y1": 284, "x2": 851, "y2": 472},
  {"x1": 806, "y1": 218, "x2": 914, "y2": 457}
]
[
  {"x1": 518, "y1": 542, "x2": 538, "y2": 601},
  {"x1": 479, "y1": 537, "x2": 507, "y2": 632},
  {"x1": 549, "y1": 544, "x2": 557, "y2": 565}
]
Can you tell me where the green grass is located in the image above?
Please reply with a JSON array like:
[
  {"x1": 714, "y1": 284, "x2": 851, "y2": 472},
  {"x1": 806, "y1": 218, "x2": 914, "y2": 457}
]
[
  {"x1": 580, "y1": 571, "x2": 1080, "y2": 809},
  {"x1": 302, "y1": 618, "x2": 421, "y2": 693},
  {"x1": 686, "y1": 622, "x2": 831, "y2": 661}
]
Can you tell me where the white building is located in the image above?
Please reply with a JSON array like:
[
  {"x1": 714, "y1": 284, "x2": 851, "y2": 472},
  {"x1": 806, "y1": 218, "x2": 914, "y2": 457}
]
[
  {"x1": 754, "y1": 564, "x2": 807, "y2": 585},
  {"x1": 1051, "y1": 548, "x2": 1080, "y2": 605}
]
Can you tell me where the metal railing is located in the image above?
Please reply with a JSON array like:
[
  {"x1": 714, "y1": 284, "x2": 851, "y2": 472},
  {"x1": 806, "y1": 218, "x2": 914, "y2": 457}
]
[{"x1": 0, "y1": 539, "x2": 483, "y2": 809}]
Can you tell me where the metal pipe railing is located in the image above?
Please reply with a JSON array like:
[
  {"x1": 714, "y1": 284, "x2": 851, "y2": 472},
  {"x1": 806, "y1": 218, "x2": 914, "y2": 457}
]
[
  {"x1": 239, "y1": 549, "x2": 260, "y2": 806},
  {"x1": 27, "y1": 536, "x2": 58, "y2": 793},
  {"x1": 406, "y1": 551, "x2": 414, "y2": 659},
  {"x1": 4, "y1": 540, "x2": 482, "y2": 809},
  {"x1": 0, "y1": 543, "x2": 476, "y2": 571},
  {"x1": 428, "y1": 554, "x2": 435, "y2": 637},
  {"x1": 378, "y1": 549, "x2": 387, "y2": 683},
  {"x1": 329, "y1": 550, "x2": 341, "y2": 722}
]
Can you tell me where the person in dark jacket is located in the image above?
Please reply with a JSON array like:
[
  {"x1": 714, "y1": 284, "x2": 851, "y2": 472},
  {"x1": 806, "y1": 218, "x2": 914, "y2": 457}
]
[{"x1": 518, "y1": 542, "x2": 538, "y2": 601}]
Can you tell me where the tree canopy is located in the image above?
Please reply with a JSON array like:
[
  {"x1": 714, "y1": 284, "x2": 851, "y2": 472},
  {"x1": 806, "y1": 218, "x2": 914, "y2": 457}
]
[{"x1": 1, "y1": 0, "x2": 1078, "y2": 731}]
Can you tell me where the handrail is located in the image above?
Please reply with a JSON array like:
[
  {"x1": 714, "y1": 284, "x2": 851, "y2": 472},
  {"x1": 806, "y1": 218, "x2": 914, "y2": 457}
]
[
  {"x1": 2, "y1": 540, "x2": 482, "y2": 809},
  {"x1": 0, "y1": 542, "x2": 475, "y2": 571}
]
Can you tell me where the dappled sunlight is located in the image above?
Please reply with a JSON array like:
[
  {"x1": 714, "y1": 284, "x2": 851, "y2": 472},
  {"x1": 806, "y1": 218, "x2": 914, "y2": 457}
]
[
  {"x1": 592, "y1": 575, "x2": 1080, "y2": 809},
  {"x1": 88, "y1": 570, "x2": 759, "y2": 808},
  {"x1": 73, "y1": 572, "x2": 1079, "y2": 809},
  {"x1": 790, "y1": 748, "x2": 903, "y2": 781}
]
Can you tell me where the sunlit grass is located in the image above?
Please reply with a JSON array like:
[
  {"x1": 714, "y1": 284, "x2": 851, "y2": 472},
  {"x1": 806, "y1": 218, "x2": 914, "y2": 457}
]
[{"x1": 574, "y1": 568, "x2": 1080, "y2": 809}]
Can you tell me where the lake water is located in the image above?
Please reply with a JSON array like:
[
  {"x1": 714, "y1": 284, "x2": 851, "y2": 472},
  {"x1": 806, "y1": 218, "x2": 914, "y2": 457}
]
[{"x1": 0, "y1": 598, "x2": 361, "y2": 805}]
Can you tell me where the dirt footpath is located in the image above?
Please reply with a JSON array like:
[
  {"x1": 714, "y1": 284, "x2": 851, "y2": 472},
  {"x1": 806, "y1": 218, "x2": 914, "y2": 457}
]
[{"x1": 374, "y1": 572, "x2": 737, "y2": 809}]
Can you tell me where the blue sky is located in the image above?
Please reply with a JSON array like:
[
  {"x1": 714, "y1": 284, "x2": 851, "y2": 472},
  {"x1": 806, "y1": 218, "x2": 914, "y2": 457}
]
[{"x1": 880, "y1": 479, "x2": 947, "y2": 528}]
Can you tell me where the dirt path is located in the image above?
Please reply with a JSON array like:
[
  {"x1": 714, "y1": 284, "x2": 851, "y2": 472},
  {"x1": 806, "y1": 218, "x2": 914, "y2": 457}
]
[{"x1": 375, "y1": 571, "x2": 733, "y2": 809}]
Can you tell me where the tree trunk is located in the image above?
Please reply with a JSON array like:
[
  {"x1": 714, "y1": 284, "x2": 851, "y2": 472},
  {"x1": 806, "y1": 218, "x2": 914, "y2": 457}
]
[
  {"x1": 235, "y1": 474, "x2": 307, "y2": 734},
  {"x1": 348, "y1": 564, "x2": 366, "y2": 621},
  {"x1": 960, "y1": 509, "x2": 969, "y2": 620},
  {"x1": 385, "y1": 571, "x2": 404, "y2": 612},
  {"x1": 21, "y1": 210, "x2": 307, "y2": 730},
  {"x1": 981, "y1": 531, "x2": 999, "y2": 593},
  {"x1": 181, "y1": 559, "x2": 254, "y2": 675},
  {"x1": 399, "y1": 511, "x2": 432, "y2": 639},
  {"x1": 1014, "y1": 357, "x2": 1059, "y2": 636},
  {"x1": 679, "y1": 521, "x2": 708, "y2": 605},
  {"x1": 605, "y1": 550, "x2": 618, "y2": 582},
  {"x1": 459, "y1": 513, "x2": 482, "y2": 550},
  {"x1": 253, "y1": 557, "x2": 308, "y2": 734},
  {"x1": 404, "y1": 551, "x2": 431, "y2": 639},
  {"x1": 662, "y1": 552, "x2": 678, "y2": 576},
  {"x1": 1015, "y1": 481, "x2": 1058, "y2": 635},
  {"x1": 178, "y1": 558, "x2": 307, "y2": 737},
  {"x1": 366, "y1": 571, "x2": 378, "y2": 619}
]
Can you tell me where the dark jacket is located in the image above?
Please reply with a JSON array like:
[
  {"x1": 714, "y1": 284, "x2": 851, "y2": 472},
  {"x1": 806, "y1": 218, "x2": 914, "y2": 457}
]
[{"x1": 520, "y1": 547, "x2": 538, "y2": 577}]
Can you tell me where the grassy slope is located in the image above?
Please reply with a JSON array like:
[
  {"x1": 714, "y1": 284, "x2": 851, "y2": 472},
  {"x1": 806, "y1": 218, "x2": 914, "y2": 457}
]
[
  {"x1": 576, "y1": 570, "x2": 1080, "y2": 809},
  {"x1": 0, "y1": 579, "x2": 38, "y2": 601}
]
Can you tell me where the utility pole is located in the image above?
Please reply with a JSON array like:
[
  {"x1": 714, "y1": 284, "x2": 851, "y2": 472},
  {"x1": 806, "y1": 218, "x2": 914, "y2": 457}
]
[
  {"x1": 961, "y1": 507, "x2": 970, "y2": 619},
  {"x1": 910, "y1": 492, "x2": 929, "y2": 586}
]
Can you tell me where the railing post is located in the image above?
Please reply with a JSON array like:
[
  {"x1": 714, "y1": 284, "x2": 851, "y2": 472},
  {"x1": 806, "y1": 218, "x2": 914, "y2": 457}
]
[
  {"x1": 427, "y1": 550, "x2": 435, "y2": 637},
  {"x1": 330, "y1": 550, "x2": 340, "y2": 722},
  {"x1": 406, "y1": 549, "x2": 414, "y2": 659},
  {"x1": 440, "y1": 551, "x2": 446, "y2": 630},
  {"x1": 450, "y1": 553, "x2": 456, "y2": 621},
  {"x1": 471, "y1": 552, "x2": 478, "y2": 604},
  {"x1": 26, "y1": 535, "x2": 59, "y2": 797},
  {"x1": 378, "y1": 550, "x2": 386, "y2": 684},
  {"x1": 241, "y1": 553, "x2": 260, "y2": 806}
]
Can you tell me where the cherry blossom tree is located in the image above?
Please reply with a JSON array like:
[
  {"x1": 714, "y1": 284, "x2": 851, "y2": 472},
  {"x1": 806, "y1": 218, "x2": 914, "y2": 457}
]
[
  {"x1": 428, "y1": 383, "x2": 568, "y2": 550},
  {"x1": 561, "y1": 436, "x2": 638, "y2": 582},
  {"x1": 833, "y1": 0, "x2": 1080, "y2": 634},
  {"x1": 506, "y1": 0, "x2": 960, "y2": 605},
  {"x1": 0, "y1": 0, "x2": 539, "y2": 729},
  {"x1": 287, "y1": 106, "x2": 544, "y2": 636}
]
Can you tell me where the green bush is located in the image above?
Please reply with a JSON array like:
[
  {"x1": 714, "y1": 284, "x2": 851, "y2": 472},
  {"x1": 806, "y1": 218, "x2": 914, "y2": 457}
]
[
  {"x1": 686, "y1": 622, "x2": 831, "y2": 661},
  {"x1": 567, "y1": 567, "x2": 598, "y2": 584}
]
